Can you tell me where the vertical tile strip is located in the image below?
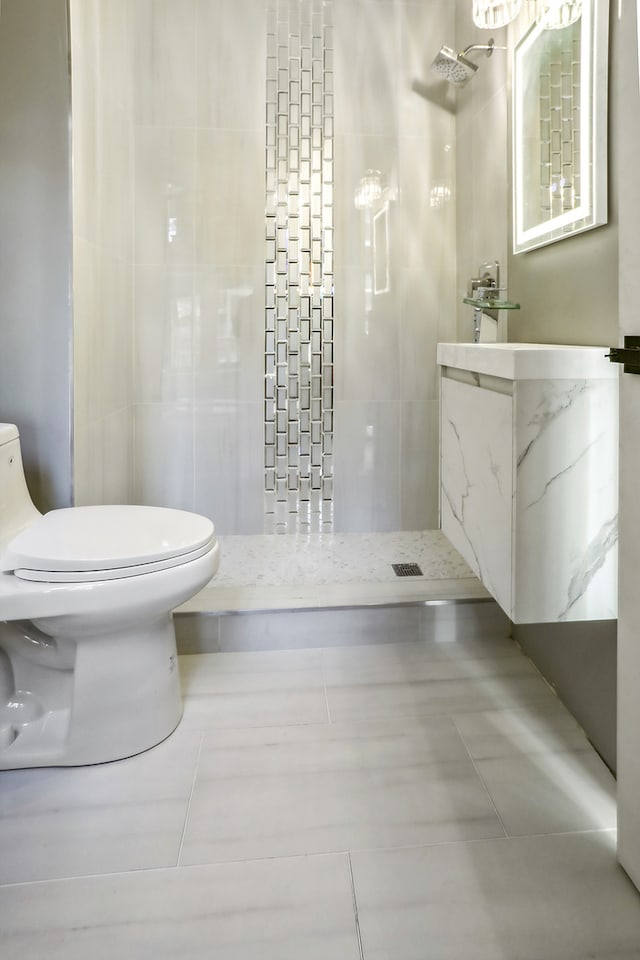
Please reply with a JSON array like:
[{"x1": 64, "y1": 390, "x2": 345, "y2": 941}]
[
  {"x1": 538, "y1": 19, "x2": 581, "y2": 224},
  {"x1": 265, "y1": 0, "x2": 334, "y2": 534}
]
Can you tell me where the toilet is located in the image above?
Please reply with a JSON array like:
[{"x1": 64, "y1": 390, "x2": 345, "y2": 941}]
[{"x1": 0, "y1": 423, "x2": 219, "y2": 769}]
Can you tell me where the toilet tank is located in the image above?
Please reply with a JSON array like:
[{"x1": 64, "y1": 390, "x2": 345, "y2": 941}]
[{"x1": 0, "y1": 424, "x2": 41, "y2": 552}]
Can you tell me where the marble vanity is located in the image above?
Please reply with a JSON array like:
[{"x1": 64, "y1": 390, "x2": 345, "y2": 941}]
[{"x1": 437, "y1": 343, "x2": 619, "y2": 623}]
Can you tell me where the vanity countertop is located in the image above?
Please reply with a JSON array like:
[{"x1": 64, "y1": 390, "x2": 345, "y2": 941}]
[{"x1": 437, "y1": 342, "x2": 616, "y2": 381}]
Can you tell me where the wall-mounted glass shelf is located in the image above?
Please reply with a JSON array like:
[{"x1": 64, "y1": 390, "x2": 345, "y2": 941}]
[{"x1": 463, "y1": 297, "x2": 521, "y2": 310}]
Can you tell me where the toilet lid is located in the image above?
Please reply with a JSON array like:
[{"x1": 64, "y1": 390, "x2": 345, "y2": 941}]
[{"x1": 1, "y1": 505, "x2": 216, "y2": 581}]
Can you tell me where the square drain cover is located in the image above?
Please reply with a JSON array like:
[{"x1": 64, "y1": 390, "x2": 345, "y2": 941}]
[{"x1": 392, "y1": 562, "x2": 423, "y2": 577}]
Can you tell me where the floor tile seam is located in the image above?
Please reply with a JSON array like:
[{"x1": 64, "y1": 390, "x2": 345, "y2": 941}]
[
  {"x1": 347, "y1": 851, "x2": 365, "y2": 960},
  {"x1": 320, "y1": 659, "x2": 333, "y2": 724},
  {"x1": 176, "y1": 730, "x2": 205, "y2": 868},
  {"x1": 0, "y1": 849, "x2": 361, "y2": 891},
  {"x1": 178, "y1": 717, "x2": 334, "y2": 735},
  {"x1": 450, "y1": 716, "x2": 510, "y2": 839},
  {"x1": 319, "y1": 699, "x2": 557, "y2": 725},
  {"x1": 180, "y1": 828, "x2": 617, "y2": 874},
  {"x1": 2, "y1": 829, "x2": 618, "y2": 892}
]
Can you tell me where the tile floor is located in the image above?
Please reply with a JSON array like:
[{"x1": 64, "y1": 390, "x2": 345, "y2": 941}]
[{"x1": 2, "y1": 634, "x2": 640, "y2": 958}]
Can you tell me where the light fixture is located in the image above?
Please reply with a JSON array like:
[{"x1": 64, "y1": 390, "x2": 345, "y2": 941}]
[
  {"x1": 472, "y1": 0, "x2": 522, "y2": 29},
  {"x1": 536, "y1": 0, "x2": 582, "y2": 28}
]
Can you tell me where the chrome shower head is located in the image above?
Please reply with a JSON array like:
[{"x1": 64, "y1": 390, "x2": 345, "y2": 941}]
[
  {"x1": 431, "y1": 46, "x2": 478, "y2": 85},
  {"x1": 430, "y1": 37, "x2": 502, "y2": 86}
]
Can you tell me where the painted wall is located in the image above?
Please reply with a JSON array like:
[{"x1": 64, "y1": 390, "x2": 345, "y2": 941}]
[
  {"x1": 454, "y1": 0, "x2": 618, "y2": 350},
  {"x1": 506, "y1": 2, "x2": 618, "y2": 347},
  {"x1": 0, "y1": 0, "x2": 73, "y2": 511},
  {"x1": 614, "y1": 0, "x2": 640, "y2": 893}
]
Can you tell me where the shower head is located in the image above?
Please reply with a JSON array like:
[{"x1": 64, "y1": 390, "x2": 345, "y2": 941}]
[{"x1": 430, "y1": 37, "x2": 502, "y2": 86}]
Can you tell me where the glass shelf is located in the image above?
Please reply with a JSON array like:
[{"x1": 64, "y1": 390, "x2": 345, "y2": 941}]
[{"x1": 463, "y1": 297, "x2": 521, "y2": 310}]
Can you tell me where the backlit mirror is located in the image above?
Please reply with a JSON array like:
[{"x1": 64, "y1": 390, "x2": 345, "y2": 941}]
[{"x1": 512, "y1": 0, "x2": 609, "y2": 254}]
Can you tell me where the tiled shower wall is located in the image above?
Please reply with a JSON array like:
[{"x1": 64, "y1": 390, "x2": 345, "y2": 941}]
[
  {"x1": 71, "y1": 0, "x2": 135, "y2": 506},
  {"x1": 72, "y1": 0, "x2": 456, "y2": 534}
]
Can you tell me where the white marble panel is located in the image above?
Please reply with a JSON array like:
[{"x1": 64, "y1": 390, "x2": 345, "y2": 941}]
[
  {"x1": 440, "y1": 376, "x2": 513, "y2": 614},
  {"x1": 438, "y1": 342, "x2": 617, "y2": 380},
  {"x1": 514, "y1": 378, "x2": 618, "y2": 621},
  {"x1": 194, "y1": 129, "x2": 264, "y2": 268},
  {"x1": 333, "y1": 401, "x2": 402, "y2": 532},
  {"x1": 400, "y1": 400, "x2": 440, "y2": 530},
  {"x1": 134, "y1": 126, "x2": 197, "y2": 267},
  {"x1": 196, "y1": 0, "x2": 266, "y2": 131},
  {"x1": 192, "y1": 400, "x2": 264, "y2": 534},
  {"x1": 193, "y1": 266, "x2": 264, "y2": 403},
  {"x1": 133, "y1": 403, "x2": 195, "y2": 510},
  {"x1": 1, "y1": 854, "x2": 361, "y2": 960},
  {"x1": 133, "y1": 0, "x2": 197, "y2": 128},
  {"x1": 134, "y1": 266, "x2": 196, "y2": 404}
]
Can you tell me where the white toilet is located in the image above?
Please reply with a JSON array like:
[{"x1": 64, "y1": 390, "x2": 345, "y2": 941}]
[{"x1": 0, "y1": 423, "x2": 219, "y2": 769}]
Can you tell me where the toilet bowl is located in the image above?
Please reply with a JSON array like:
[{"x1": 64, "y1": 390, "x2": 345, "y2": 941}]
[{"x1": 0, "y1": 423, "x2": 220, "y2": 769}]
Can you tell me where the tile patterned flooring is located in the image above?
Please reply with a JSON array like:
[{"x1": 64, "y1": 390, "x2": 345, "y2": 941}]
[{"x1": 2, "y1": 635, "x2": 640, "y2": 958}]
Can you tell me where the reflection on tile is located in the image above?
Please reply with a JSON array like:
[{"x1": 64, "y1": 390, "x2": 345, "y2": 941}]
[
  {"x1": 179, "y1": 652, "x2": 328, "y2": 729},
  {"x1": 1, "y1": 854, "x2": 361, "y2": 960},
  {"x1": 475, "y1": 749, "x2": 616, "y2": 837},
  {"x1": 180, "y1": 717, "x2": 503, "y2": 866},
  {"x1": 0, "y1": 731, "x2": 202, "y2": 884},
  {"x1": 323, "y1": 643, "x2": 556, "y2": 722},
  {"x1": 352, "y1": 832, "x2": 639, "y2": 960},
  {"x1": 453, "y1": 702, "x2": 591, "y2": 760}
]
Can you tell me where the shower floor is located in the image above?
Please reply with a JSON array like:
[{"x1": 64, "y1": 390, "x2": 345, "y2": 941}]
[{"x1": 178, "y1": 530, "x2": 490, "y2": 614}]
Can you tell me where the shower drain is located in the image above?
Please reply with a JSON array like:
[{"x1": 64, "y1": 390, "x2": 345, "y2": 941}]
[{"x1": 391, "y1": 563, "x2": 424, "y2": 577}]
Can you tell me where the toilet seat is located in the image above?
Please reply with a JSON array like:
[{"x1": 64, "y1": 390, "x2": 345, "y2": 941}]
[{"x1": 1, "y1": 505, "x2": 216, "y2": 583}]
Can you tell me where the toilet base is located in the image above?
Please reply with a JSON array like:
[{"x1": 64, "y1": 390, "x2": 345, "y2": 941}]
[{"x1": 0, "y1": 614, "x2": 183, "y2": 769}]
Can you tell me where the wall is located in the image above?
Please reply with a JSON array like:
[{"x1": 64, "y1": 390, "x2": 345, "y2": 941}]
[
  {"x1": 615, "y1": 0, "x2": 640, "y2": 892},
  {"x1": 506, "y1": 2, "x2": 618, "y2": 346},
  {"x1": 126, "y1": 0, "x2": 456, "y2": 535},
  {"x1": 70, "y1": 0, "x2": 135, "y2": 505},
  {"x1": 453, "y1": 0, "x2": 620, "y2": 771},
  {"x1": 454, "y1": 0, "x2": 510, "y2": 342},
  {"x1": 0, "y1": 0, "x2": 73, "y2": 511},
  {"x1": 454, "y1": 0, "x2": 618, "y2": 350}
]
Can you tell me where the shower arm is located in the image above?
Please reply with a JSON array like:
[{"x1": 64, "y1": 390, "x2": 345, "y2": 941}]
[{"x1": 461, "y1": 39, "x2": 506, "y2": 59}]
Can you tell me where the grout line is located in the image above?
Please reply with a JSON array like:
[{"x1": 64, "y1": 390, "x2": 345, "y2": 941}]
[
  {"x1": 176, "y1": 730, "x2": 205, "y2": 867},
  {"x1": 0, "y1": 828, "x2": 619, "y2": 891},
  {"x1": 320, "y1": 657, "x2": 333, "y2": 724},
  {"x1": 347, "y1": 852, "x2": 365, "y2": 960},
  {"x1": 451, "y1": 716, "x2": 510, "y2": 839}
]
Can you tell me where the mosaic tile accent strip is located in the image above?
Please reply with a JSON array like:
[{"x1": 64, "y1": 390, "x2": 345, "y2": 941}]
[
  {"x1": 265, "y1": 0, "x2": 334, "y2": 534},
  {"x1": 538, "y1": 20, "x2": 581, "y2": 221}
]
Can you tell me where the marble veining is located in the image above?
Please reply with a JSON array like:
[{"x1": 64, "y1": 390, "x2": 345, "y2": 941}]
[{"x1": 440, "y1": 349, "x2": 618, "y2": 623}]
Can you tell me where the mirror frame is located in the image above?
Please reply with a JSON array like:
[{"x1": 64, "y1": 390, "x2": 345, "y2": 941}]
[{"x1": 512, "y1": 0, "x2": 609, "y2": 255}]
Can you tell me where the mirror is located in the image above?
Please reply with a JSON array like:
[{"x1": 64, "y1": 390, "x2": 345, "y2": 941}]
[{"x1": 512, "y1": 0, "x2": 609, "y2": 254}]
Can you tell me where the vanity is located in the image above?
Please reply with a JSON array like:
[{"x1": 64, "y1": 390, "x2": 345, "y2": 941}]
[{"x1": 438, "y1": 343, "x2": 618, "y2": 623}]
